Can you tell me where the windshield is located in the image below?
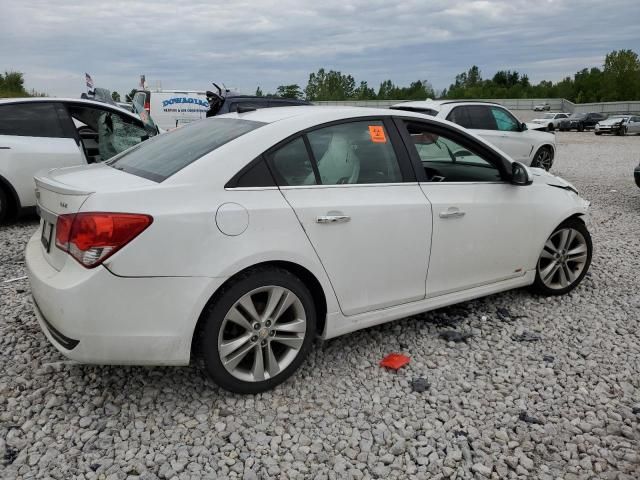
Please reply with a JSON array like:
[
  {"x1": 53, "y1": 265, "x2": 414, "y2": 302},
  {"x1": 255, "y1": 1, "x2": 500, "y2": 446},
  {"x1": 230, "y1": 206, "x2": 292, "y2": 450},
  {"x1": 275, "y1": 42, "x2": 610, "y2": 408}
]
[
  {"x1": 608, "y1": 115, "x2": 628, "y2": 120},
  {"x1": 108, "y1": 117, "x2": 265, "y2": 182},
  {"x1": 542, "y1": 113, "x2": 555, "y2": 119},
  {"x1": 569, "y1": 113, "x2": 586, "y2": 119}
]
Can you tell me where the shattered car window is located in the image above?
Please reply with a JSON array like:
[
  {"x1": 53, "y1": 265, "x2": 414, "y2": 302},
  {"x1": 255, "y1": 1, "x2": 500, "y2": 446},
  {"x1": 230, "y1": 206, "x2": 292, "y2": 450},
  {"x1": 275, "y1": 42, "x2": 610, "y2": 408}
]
[{"x1": 98, "y1": 112, "x2": 149, "y2": 161}]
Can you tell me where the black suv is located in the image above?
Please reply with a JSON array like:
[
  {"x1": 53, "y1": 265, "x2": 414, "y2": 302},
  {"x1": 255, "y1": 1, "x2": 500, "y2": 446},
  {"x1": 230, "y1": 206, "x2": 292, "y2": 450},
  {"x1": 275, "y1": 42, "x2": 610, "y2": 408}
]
[
  {"x1": 558, "y1": 112, "x2": 607, "y2": 132},
  {"x1": 206, "y1": 87, "x2": 310, "y2": 117}
]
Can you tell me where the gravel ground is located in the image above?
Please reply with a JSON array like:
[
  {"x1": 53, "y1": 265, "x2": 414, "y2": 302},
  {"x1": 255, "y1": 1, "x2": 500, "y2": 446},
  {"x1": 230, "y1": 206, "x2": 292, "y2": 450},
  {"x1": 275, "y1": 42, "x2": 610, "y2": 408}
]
[{"x1": 1, "y1": 132, "x2": 639, "y2": 479}]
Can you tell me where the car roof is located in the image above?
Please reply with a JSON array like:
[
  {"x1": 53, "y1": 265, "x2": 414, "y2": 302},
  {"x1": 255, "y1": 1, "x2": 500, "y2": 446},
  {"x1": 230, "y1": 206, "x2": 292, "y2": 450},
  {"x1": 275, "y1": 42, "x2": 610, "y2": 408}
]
[
  {"x1": 0, "y1": 97, "x2": 141, "y2": 118},
  {"x1": 391, "y1": 99, "x2": 502, "y2": 111},
  {"x1": 217, "y1": 105, "x2": 443, "y2": 125}
]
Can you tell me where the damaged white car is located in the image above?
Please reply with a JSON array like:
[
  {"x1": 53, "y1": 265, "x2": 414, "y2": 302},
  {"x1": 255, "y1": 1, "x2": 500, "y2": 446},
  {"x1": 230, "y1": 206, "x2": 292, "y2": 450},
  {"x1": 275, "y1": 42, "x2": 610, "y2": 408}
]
[{"x1": 0, "y1": 98, "x2": 158, "y2": 222}]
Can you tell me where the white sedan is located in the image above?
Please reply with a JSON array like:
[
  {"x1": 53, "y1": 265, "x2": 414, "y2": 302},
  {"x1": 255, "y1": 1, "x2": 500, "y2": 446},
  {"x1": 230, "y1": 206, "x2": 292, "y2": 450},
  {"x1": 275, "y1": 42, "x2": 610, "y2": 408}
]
[{"x1": 26, "y1": 107, "x2": 592, "y2": 393}]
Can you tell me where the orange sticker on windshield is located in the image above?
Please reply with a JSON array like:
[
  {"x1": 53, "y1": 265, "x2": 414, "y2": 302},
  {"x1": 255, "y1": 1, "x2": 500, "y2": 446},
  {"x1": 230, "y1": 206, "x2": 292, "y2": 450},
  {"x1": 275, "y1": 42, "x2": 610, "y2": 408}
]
[{"x1": 368, "y1": 125, "x2": 387, "y2": 143}]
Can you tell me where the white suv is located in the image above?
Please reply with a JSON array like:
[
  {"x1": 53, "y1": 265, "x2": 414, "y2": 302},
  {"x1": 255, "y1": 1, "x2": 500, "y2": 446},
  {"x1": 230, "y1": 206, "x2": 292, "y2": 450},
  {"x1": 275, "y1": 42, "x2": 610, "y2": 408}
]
[
  {"x1": 0, "y1": 98, "x2": 157, "y2": 222},
  {"x1": 391, "y1": 100, "x2": 557, "y2": 170}
]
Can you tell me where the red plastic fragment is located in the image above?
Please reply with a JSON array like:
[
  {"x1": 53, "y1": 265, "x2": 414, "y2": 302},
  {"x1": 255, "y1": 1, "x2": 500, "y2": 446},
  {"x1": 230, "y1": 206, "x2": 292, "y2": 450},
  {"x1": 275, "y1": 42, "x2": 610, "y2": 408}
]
[{"x1": 379, "y1": 353, "x2": 410, "y2": 370}]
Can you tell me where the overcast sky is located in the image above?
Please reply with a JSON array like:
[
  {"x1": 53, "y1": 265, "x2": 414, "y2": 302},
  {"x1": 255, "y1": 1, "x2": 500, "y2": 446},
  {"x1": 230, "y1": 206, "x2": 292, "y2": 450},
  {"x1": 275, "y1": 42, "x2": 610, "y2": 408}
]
[{"x1": 2, "y1": 0, "x2": 639, "y2": 97}]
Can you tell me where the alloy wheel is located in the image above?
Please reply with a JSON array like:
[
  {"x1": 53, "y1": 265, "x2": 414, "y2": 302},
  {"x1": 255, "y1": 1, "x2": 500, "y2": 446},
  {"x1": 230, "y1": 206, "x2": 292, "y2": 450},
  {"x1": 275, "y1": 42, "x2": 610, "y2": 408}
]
[
  {"x1": 533, "y1": 148, "x2": 553, "y2": 170},
  {"x1": 217, "y1": 286, "x2": 307, "y2": 382},
  {"x1": 537, "y1": 227, "x2": 589, "y2": 290}
]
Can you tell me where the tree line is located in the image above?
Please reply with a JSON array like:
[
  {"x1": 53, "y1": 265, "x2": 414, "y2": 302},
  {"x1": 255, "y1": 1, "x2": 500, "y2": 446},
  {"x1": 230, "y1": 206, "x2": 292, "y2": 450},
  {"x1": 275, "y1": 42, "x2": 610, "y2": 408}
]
[
  {"x1": 4, "y1": 48, "x2": 639, "y2": 103},
  {"x1": 260, "y1": 49, "x2": 640, "y2": 103}
]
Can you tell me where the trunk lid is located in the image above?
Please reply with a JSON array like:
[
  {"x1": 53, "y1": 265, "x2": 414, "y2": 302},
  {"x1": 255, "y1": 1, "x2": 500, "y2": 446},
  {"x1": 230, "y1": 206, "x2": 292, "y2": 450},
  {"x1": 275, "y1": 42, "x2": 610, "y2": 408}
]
[{"x1": 34, "y1": 163, "x2": 156, "y2": 271}]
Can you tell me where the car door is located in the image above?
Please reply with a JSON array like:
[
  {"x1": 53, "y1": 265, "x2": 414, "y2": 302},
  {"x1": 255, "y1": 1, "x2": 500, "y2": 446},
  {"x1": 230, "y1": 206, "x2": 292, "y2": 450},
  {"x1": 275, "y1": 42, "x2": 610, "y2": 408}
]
[
  {"x1": 65, "y1": 103, "x2": 154, "y2": 163},
  {"x1": 266, "y1": 118, "x2": 432, "y2": 316},
  {"x1": 0, "y1": 102, "x2": 84, "y2": 209},
  {"x1": 628, "y1": 116, "x2": 640, "y2": 133},
  {"x1": 395, "y1": 117, "x2": 535, "y2": 298}
]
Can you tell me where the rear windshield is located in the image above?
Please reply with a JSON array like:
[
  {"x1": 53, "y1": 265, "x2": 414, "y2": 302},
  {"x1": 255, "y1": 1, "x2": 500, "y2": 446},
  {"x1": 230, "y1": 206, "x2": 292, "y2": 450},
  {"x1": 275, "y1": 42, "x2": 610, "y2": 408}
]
[{"x1": 107, "y1": 117, "x2": 265, "y2": 181}]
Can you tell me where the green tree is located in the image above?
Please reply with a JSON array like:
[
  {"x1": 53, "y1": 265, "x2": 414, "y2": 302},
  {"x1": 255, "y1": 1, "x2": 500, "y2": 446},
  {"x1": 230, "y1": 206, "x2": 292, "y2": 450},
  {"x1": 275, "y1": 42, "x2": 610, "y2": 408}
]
[
  {"x1": 255, "y1": 86, "x2": 263, "y2": 97},
  {"x1": 0, "y1": 71, "x2": 29, "y2": 97},
  {"x1": 111, "y1": 91, "x2": 121, "y2": 102},
  {"x1": 354, "y1": 81, "x2": 376, "y2": 100},
  {"x1": 276, "y1": 84, "x2": 303, "y2": 99},
  {"x1": 305, "y1": 69, "x2": 356, "y2": 101},
  {"x1": 602, "y1": 49, "x2": 640, "y2": 101}
]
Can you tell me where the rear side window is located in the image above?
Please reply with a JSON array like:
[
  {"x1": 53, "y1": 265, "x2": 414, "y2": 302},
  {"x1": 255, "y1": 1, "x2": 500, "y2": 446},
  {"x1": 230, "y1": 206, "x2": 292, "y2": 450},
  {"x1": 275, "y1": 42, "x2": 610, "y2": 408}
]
[
  {"x1": 267, "y1": 137, "x2": 316, "y2": 186},
  {"x1": 108, "y1": 118, "x2": 264, "y2": 182},
  {"x1": 465, "y1": 106, "x2": 497, "y2": 130},
  {"x1": 0, "y1": 103, "x2": 64, "y2": 137},
  {"x1": 267, "y1": 121, "x2": 403, "y2": 186}
]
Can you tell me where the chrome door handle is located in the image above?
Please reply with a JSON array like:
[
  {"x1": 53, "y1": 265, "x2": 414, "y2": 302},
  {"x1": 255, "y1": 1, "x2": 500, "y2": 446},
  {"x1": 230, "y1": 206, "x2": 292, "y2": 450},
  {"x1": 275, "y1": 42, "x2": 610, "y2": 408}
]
[
  {"x1": 439, "y1": 210, "x2": 466, "y2": 219},
  {"x1": 316, "y1": 215, "x2": 351, "y2": 224}
]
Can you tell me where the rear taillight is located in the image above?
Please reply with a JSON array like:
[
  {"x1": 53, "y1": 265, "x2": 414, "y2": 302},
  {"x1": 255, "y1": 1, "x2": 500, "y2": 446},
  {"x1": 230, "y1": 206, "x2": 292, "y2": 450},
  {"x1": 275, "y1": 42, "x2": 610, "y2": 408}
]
[
  {"x1": 55, "y1": 213, "x2": 153, "y2": 268},
  {"x1": 144, "y1": 100, "x2": 150, "y2": 112}
]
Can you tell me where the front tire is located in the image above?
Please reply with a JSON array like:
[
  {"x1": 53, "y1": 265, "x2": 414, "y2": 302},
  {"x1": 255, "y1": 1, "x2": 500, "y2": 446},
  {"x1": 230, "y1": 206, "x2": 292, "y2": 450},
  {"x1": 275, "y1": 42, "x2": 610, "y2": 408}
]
[
  {"x1": 200, "y1": 267, "x2": 316, "y2": 394},
  {"x1": 530, "y1": 219, "x2": 592, "y2": 296},
  {"x1": 547, "y1": 123, "x2": 554, "y2": 132},
  {"x1": 531, "y1": 146, "x2": 554, "y2": 171},
  {"x1": 578, "y1": 123, "x2": 584, "y2": 132}
]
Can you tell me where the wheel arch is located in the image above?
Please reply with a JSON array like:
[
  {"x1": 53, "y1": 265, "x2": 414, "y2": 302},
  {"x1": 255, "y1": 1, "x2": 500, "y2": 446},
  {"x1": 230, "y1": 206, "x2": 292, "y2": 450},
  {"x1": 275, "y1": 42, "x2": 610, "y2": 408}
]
[
  {"x1": 0, "y1": 173, "x2": 21, "y2": 219},
  {"x1": 190, "y1": 260, "x2": 329, "y2": 360}
]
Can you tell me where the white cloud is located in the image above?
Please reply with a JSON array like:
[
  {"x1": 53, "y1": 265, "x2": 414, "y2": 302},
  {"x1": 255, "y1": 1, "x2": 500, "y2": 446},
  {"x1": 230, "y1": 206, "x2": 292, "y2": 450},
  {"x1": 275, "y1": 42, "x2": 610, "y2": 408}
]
[{"x1": 1, "y1": 0, "x2": 638, "y2": 96}]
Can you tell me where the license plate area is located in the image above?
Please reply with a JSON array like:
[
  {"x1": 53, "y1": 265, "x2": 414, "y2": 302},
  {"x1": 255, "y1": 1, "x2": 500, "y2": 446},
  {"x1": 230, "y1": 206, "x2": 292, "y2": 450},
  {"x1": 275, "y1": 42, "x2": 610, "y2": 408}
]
[{"x1": 41, "y1": 219, "x2": 54, "y2": 253}]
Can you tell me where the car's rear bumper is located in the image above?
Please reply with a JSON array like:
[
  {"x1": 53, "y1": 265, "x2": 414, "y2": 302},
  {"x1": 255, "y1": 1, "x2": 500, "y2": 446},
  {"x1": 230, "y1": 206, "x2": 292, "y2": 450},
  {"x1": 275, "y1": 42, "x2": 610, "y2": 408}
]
[{"x1": 25, "y1": 231, "x2": 222, "y2": 365}]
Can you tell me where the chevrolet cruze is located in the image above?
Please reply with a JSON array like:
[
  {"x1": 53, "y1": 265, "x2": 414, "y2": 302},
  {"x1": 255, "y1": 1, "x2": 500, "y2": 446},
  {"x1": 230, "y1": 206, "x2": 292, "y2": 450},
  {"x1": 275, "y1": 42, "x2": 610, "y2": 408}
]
[{"x1": 26, "y1": 106, "x2": 592, "y2": 393}]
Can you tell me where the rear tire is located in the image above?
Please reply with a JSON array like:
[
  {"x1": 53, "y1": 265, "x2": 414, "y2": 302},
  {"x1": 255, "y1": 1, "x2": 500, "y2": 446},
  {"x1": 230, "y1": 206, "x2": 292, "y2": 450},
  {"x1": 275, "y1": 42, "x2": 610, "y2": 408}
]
[
  {"x1": 530, "y1": 219, "x2": 592, "y2": 296},
  {"x1": 547, "y1": 123, "x2": 554, "y2": 132},
  {"x1": 577, "y1": 123, "x2": 584, "y2": 132},
  {"x1": 595, "y1": 132, "x2": 602, "y2": 136},
  {"x1": 200, "y1": 267, "x2": 316, "y2": 394},
  {"x1": 531, "y1": 146, "x2": 554, "y2": 171},
  {"x1": 0, "y1": 188, "x2": 8, "y2": 224}
]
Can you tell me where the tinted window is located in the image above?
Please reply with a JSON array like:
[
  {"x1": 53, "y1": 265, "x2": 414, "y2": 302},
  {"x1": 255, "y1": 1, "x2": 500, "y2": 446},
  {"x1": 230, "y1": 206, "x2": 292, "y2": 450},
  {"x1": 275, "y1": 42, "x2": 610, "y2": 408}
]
[
  {"x1": 446, "y1": 107, "x2": 472, "y2": 128},
  {"x1": 307, "y1": 121, "x2": 402, "y2": 185},
  {"x1": 466, "y1": 106, "x2": 497, "y2": 130},
  {"x1": 490, "y1": 107, "x2": 520, "y2": 132},
  {"x1": 267, "y1": 137, "x2": 316, "y2": 186},
  {"x1": 233, "y1": 158, "x2": 276, "y2": 187},
  {"x1": 401, "y1": 120, "x2": 501, "y2": 182},
  {"x1": 108, "y1": 118, "x2": 264, "y2": 182},
  {"x1": 0, "y1": 102, "x2": 64, "y2": 137}
]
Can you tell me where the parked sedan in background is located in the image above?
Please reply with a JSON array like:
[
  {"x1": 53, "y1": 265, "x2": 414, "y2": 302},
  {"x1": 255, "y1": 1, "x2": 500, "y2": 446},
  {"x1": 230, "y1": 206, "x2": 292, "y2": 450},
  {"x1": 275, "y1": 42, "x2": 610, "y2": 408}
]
[
  {"x1": 0, "y1": 98, "x2": 157, "y2": 222},
  {"x1": 596, "y1": 115, "x2": 640, "y2": 136},
  {"x1": 530, "y1": 112, "x2": 569, "y2": 131},
  {"x1": 391, "y1": 100, "x2": 557, "y2": 170},
  {"x1": 27, "y1": 106, "x2": 592, "y2": 393},
  {"x1": 558, "y1": 112, "x2": 607, "y2": 131},
  {"x1": 533, "y1": 102, "x2": 551, "y2": 111}
]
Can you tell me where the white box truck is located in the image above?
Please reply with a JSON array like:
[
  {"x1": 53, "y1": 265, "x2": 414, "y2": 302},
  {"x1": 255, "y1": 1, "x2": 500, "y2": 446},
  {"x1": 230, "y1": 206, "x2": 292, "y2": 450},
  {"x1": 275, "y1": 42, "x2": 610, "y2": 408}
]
[{"x1": 132, "y1": 90, "x2": 210, "y2": 130}]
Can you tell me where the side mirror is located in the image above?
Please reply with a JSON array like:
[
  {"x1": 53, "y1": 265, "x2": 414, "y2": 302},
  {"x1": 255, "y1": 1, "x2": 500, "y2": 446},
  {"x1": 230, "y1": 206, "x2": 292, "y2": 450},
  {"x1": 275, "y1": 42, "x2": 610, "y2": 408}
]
[
  {"x1": 520, "y1": 122, "x2": 528, "y2": 131},
  {"x1": 511, "y1": 162, "x2": 533, "y2": 186}
]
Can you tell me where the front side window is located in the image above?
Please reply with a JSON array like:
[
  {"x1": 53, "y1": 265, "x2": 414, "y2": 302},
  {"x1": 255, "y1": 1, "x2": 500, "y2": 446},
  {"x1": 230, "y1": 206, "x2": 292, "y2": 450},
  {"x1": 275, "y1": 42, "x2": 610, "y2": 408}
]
[
  {"x1": 108, "y1": 117, "x2": 264, "y2": 182},
  {"x1": 267, "y1": 120, "x2": 403, "y2": 186},
  {"x1": 490, "y1": 107, "x2": 520, "y2": 132},
  {"x1": 401, "y1": 120, "x2": 502, "y2": 182},
  {"x1": 0, "y1": 102, "x2": 64, "y2": 137},
  {"x1": 69, "y1": 105, "x2": 152, "y2": 162}
]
